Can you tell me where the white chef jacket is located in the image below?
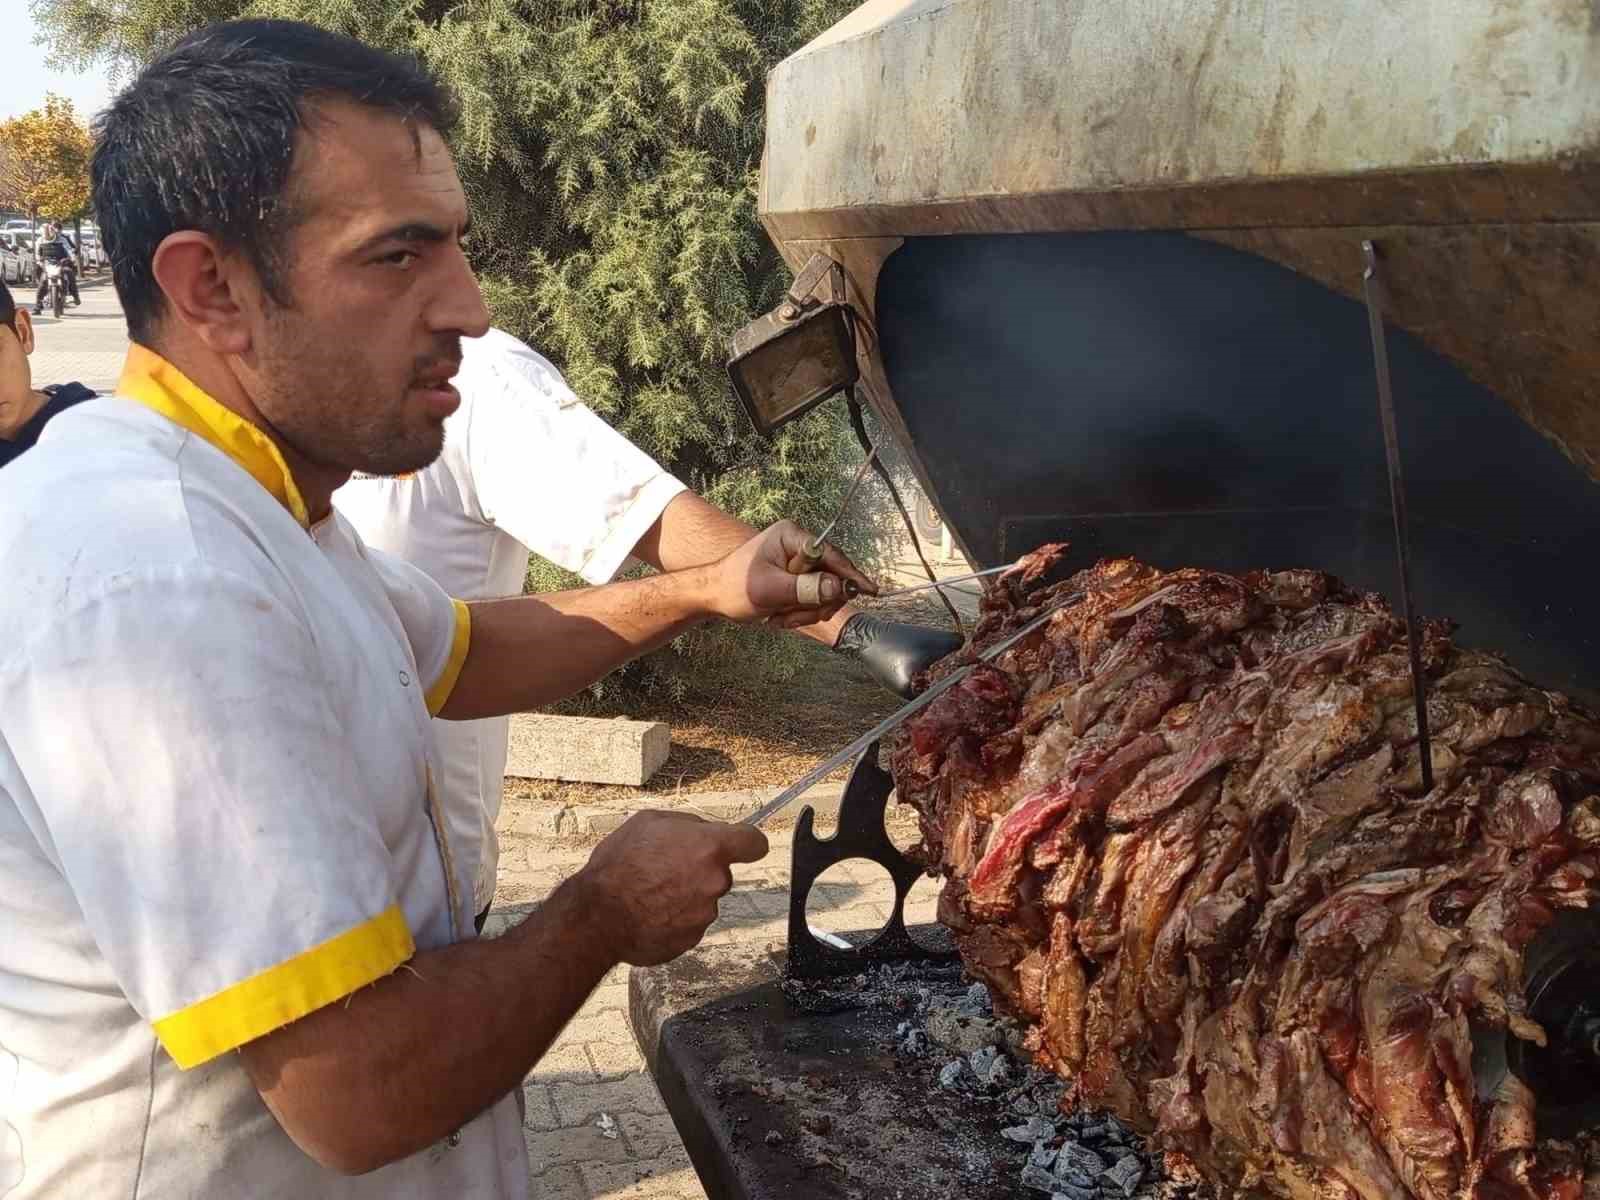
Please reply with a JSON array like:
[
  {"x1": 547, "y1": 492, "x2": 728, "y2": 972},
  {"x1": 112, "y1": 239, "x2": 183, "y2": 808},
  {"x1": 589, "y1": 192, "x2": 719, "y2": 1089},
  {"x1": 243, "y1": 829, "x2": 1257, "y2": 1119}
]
[
  {"x1": 0, "y1": 347, "x2": 528, "y2": 1199},
  {"x1": 335, "y1": 327, "x2": 686, "y2": 912}
]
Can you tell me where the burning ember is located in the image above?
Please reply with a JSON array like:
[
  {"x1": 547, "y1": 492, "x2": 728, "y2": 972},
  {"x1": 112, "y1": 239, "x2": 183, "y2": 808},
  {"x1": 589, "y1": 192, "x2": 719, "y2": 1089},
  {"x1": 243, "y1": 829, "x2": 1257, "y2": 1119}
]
[{"x1": 889, "y1": 545, "x2": 1600, "y2": 1199}]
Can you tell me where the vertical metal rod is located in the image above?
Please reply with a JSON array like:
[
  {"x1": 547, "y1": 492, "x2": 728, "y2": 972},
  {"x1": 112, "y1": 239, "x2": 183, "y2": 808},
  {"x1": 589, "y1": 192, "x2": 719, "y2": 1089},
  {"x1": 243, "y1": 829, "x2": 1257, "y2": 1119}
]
[{"x1": 1362, "y1": 241, "x2": 1434, "y2": 793}]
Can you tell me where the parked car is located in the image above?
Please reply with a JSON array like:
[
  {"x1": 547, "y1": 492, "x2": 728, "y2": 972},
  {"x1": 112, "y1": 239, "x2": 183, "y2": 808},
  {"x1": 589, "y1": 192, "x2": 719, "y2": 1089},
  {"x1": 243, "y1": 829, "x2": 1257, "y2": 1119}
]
[
  {"x1": 8, "y1": 233, "x2": 37, "y2": 282},
  {"x1": 77, "y1": 231, "x2": 105, "y2": 271},
  {"x1": 0, "y1": 233, "x2": 34, "y2": 286},
  {"x1": 0, "y1": 238, "x2": 21, "y2": 287}
]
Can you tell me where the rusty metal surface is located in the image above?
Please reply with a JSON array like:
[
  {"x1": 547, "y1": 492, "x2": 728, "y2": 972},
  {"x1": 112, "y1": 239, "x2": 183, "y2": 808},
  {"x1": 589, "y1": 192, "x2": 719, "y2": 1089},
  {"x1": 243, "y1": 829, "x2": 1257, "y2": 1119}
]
[
  {"x1": 763, "y1": 0, "x2": 1600, "y2": 223},
  {"x1": 633, "y1": 965, "x2": 1026, "y2": 1199},
  {"x1": 761, "y1": 162, "x2": 1600, "y2": 244}
]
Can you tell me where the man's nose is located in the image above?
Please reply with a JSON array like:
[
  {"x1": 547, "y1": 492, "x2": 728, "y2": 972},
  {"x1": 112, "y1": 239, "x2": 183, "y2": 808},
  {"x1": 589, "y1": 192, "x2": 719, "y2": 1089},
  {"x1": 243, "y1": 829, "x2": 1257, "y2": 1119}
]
[{"x1": 430, "y1": 245, "x2": 491, "y2": 340}]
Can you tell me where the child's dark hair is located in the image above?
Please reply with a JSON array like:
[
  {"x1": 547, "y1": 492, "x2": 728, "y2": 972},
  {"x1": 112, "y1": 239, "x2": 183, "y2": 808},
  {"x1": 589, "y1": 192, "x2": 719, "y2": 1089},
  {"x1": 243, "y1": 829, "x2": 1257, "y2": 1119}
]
[{"x1": 0, "y1": 277, "x2": 16, "y2": 332}]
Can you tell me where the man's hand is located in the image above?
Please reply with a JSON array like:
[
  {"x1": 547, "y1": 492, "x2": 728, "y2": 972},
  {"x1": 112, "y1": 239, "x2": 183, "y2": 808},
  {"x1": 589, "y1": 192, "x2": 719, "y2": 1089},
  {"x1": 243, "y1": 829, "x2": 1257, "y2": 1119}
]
[
  {"x1": 239, "y1": 809, "x2": 768, "y2": 1175},
  {"x1": 571, "y1": 811, "x2": 769, "y2": 965},
  {"x1": 706, "y1": 520, "x2": 877, "y2": 629}
]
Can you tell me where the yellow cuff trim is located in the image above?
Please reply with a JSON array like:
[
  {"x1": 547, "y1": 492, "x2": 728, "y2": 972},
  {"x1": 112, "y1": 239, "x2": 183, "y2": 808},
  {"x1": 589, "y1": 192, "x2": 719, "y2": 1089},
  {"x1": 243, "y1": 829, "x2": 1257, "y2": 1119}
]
[
  {"x1": 152, "y1": 905, "x2": 414, "y2": 1069},
  {"x1": 118, "y1": 344, "x2": 311, "y2": 528},
  {"x1": 426, "y1": 599, "x2": 472, "y2": 715}
]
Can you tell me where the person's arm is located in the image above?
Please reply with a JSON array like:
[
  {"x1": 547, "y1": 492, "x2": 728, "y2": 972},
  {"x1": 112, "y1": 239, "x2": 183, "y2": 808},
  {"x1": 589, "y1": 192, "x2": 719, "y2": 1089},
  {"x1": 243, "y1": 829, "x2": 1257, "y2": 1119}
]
[
  {"x1": 632, "y1": 491, "x2": 858, "y2": 647},
  {"x1": 438, "y1": 519, "x2": 870, "y2": 720},
  {"x1": 241, "y1": 810, "x2": 766, "y2": 1174}
]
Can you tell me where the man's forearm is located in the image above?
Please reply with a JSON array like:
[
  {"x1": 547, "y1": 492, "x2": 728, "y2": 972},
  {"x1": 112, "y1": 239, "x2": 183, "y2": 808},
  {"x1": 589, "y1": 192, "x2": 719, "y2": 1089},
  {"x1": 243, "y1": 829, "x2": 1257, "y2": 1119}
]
[
  {"x1": 240, "y1": 877, "x2": 615, "y2": 1174},
  {"x1": 635, "y1": 492, "x2": 853, "y2": 647},
  {"x1": 441, "y1": 566, "x2": 715, "y2": 720}
]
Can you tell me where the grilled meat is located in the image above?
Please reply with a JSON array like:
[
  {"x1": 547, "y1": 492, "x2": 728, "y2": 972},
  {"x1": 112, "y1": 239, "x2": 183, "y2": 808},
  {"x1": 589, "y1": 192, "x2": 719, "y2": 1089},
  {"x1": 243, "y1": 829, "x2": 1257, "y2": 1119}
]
[{"x1": 890, "y1": 545, "x2": 1600, "y2": 1199}]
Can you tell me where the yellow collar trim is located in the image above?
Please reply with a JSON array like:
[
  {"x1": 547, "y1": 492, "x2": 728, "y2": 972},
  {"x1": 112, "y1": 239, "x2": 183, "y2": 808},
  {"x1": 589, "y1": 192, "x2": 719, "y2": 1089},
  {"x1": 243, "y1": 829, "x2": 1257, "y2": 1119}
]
[{"x1": 118, "y1": 345, "x2": 310, "y2": 528}]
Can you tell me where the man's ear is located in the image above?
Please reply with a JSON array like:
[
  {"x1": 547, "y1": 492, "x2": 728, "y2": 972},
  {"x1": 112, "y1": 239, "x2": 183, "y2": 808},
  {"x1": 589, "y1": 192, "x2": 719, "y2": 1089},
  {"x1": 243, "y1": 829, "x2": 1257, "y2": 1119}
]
[
  {"x1": 12, "y1": 308, "x2": 35, "y2": 355},
  {"x1": 149, "y1": 231, "x2": 258, "y2": 356}
]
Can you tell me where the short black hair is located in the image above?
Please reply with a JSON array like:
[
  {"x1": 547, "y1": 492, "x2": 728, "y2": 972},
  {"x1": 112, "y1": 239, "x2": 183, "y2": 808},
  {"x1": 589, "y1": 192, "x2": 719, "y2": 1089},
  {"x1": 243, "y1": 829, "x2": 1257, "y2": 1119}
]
[
  {"x1": 0, "y1": 276, "x2": 15, "y2": 332},
  {"x1": 91, "y1": 19, "x2": 457, "y2": 344}
]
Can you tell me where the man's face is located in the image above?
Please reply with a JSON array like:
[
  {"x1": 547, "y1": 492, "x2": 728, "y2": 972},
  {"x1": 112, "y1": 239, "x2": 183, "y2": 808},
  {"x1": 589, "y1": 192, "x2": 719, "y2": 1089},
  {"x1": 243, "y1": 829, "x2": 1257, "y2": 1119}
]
[
  {"x1": 243, "y1": 99, "x2": 489, "y2": 478},
  {"x1": 0, "y1": 312, "x2": 36, "y2": 439}
]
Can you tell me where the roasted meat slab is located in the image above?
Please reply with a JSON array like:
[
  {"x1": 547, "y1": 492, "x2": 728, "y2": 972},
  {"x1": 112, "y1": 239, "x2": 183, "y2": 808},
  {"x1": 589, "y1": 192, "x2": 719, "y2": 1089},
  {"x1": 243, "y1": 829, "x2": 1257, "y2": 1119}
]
[{"x1": 889, "y1": 547, "x2": 1600, "y2": 1199}]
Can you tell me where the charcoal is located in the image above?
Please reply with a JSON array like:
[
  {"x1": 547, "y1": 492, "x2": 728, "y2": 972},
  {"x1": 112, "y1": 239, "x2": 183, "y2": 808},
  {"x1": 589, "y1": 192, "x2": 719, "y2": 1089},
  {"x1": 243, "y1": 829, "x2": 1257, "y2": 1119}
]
[
  {"x1": 1058, "y1": 1142, "x2": 1106, "y2": 1176},
  {"x1": 985, "y1": 1053, "x2": 1012, "y2": 1088},
  {"x1": 1021, "y1": 1162, "x2": 1061, "y2": 1193},
  {"x1": 1002, "y1": 1116, "x2": 1057, "y2": 1144},
  {"x1": 1101, "y1": 1154, "x2": 1144, "y2": 1197},
  {"x1": 967, "y1": 1045, "x2": 1000, "y2": 1080}
]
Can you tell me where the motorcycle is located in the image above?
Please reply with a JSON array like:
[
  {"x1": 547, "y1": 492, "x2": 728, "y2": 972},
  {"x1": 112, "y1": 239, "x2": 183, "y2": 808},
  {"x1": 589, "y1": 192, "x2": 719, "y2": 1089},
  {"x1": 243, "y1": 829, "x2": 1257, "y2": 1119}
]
[{"x1": 42, "y1": 259, "x2": 66, "y2": 319}]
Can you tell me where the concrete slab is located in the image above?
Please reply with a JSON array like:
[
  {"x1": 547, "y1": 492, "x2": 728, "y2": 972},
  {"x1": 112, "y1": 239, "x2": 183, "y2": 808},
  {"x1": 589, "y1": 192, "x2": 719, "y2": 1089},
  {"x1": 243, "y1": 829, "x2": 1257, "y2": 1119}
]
[{"x1": 506, "y1": 713, "x2": 669, "y2": 786}]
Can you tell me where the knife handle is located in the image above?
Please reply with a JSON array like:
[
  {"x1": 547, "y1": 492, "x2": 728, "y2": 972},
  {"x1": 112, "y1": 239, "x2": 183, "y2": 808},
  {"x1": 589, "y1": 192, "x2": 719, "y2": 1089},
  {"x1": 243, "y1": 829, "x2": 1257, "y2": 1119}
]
[{"x1": 786, "y1": 537, "x2": 826, "y2": 575}]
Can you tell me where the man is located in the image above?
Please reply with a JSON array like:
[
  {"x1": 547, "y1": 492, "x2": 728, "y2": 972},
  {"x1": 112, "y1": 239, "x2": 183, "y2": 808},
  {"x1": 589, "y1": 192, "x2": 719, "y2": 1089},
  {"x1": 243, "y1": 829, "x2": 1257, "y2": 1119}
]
[
  {"x1": 33, "y1": 222, "x2": 81, "y2": 312},
  {"x1": 336, "y1": 328, "x2": 964, "y2": 925},
  {"x1": 0, "y1": 21, "x2": 872, "y2": 1198},
  {"x1": 0, "y1": 277, "x2": 96, "y2": 467}
]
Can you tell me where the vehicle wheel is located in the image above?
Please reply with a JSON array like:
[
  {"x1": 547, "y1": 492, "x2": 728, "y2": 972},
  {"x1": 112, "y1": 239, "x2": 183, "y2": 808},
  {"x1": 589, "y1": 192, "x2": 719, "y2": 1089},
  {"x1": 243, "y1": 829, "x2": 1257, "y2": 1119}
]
[{"x1": 52, "y1": 286, "x2": 64, "y2": 320}]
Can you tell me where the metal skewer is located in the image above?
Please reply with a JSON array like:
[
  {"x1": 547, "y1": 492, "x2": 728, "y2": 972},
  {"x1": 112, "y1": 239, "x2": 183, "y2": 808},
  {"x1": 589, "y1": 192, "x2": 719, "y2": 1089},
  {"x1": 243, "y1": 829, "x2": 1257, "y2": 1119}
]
[
  {"x1": 846, "y1": 561, "x2": 1016, "y2": 601},
  {"x1": 803, "y1": 448, "x2": 878, "y2": 560}
]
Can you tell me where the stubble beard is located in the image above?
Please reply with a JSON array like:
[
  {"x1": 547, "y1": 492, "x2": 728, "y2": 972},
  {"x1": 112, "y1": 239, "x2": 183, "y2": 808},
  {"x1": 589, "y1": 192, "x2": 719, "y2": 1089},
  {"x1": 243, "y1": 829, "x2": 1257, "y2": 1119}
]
[{"x1": 252, "y1": 316, "x2": 447, "y2": 478}]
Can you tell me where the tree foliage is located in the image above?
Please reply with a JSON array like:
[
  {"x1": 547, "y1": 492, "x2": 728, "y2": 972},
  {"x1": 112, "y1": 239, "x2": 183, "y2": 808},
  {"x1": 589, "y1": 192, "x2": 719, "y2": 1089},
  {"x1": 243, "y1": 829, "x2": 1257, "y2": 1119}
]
[{"x1": 0, "y1": 94, "x2": 93, "y2": 221}]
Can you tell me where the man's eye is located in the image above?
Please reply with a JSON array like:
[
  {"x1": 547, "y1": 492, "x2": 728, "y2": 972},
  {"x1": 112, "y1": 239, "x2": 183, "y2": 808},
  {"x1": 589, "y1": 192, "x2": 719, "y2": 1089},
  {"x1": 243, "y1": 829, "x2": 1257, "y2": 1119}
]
[{"x1": 379, "y1": 250, "x2": 419, "y2": 268}]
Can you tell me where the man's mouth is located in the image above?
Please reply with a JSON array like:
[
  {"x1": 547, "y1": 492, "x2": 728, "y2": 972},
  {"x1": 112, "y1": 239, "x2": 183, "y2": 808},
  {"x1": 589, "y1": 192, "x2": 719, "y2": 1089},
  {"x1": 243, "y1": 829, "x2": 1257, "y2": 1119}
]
[
  {"x1": 410, "y1": 361, "x2": 463, "y2": 417},
  {"x1": 411, "y1": 360, "x2": 462, "y2": 390}
]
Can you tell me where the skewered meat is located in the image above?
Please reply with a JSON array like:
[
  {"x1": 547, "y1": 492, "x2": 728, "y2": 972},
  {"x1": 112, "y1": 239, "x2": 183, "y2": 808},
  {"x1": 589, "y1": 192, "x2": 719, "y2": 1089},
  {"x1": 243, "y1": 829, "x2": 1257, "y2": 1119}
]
[{"x1": 889, "y1": 546, "x2": 1600, "y2": 1199}]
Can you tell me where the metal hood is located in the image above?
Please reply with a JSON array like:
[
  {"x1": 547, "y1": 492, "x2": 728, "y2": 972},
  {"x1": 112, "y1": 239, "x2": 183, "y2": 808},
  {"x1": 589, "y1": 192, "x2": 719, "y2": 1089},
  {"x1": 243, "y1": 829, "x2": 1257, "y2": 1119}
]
[{"x1": 755, "y1": 0, "x2": 1600, "y2": 701}]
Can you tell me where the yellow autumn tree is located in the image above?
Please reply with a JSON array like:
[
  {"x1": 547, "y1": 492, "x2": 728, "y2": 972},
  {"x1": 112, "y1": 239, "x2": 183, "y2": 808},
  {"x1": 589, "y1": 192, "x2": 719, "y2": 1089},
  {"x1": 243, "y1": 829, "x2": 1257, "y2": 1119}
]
[{"x1": 0, "y1": 94, "x2": 93, "y2": 224}]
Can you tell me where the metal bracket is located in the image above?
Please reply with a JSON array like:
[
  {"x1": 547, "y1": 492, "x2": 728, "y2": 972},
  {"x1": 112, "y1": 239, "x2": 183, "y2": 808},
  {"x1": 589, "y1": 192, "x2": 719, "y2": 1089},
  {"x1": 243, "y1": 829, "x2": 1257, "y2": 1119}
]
[
  {"x1": 785, "y1": 740, "x2": 957, "y2": 980},
  {"x1": 781, "y1": 253, "x2": 846, "y2": 317}
]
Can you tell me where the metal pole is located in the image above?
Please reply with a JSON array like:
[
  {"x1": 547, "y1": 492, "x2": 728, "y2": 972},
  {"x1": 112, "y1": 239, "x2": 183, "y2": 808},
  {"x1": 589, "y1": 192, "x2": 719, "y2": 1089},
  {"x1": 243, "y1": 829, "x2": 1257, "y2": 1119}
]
[{"x1": 1361, "y1": 241, "x2": 1434, "y2": 794}]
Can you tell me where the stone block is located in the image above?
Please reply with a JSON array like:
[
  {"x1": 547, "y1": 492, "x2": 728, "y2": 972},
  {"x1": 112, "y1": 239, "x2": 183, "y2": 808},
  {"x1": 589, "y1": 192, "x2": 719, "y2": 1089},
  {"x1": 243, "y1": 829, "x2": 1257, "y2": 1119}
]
[{"x1": 505, "y1": 714, "x2": 669, "y2": 786}]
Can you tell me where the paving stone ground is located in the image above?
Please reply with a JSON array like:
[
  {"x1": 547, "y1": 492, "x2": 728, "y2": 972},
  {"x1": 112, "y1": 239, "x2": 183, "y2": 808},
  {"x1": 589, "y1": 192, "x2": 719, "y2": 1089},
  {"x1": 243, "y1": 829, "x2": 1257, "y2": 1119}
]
[{"x1": 35, "y1": 283, "x2": 941, "y2": 1198}]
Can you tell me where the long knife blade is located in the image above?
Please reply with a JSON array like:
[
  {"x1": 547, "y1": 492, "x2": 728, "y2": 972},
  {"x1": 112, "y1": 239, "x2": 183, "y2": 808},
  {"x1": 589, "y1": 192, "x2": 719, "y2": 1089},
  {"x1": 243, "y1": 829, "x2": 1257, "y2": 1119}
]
[
  {"x1": 1362, "y1": 241, "x2": 1434, "y2": 793},
  {"x1": 742, "y1": 598, "x2": 1076, "y2": 827}
]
